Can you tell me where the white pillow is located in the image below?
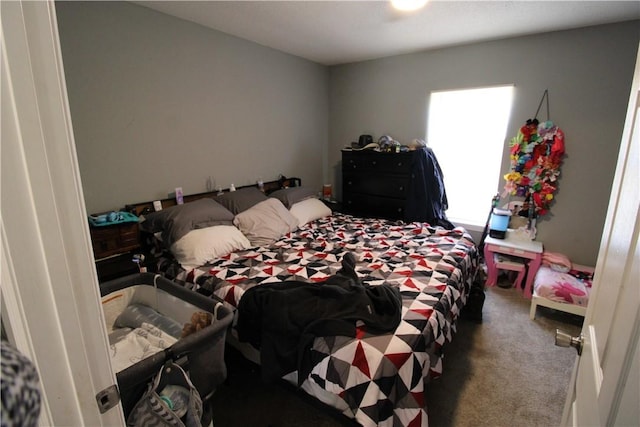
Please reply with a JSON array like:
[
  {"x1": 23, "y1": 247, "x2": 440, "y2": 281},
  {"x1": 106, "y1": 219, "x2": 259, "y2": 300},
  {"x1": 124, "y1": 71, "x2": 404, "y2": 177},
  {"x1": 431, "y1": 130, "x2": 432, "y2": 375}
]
[
  {"x1": 289, "y1": 198, "x2": 332, "y2": 227},
  {"x1": 170, "y1": 225, "x2": 251, "y2": 269},
  {"x1": 233, "y1": 198, "x2": 299, "y2": 247}
]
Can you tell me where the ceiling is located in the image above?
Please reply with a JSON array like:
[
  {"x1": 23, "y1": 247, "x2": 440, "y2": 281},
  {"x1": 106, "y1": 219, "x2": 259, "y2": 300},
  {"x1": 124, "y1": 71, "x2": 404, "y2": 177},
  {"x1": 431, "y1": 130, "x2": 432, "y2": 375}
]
[{"x1": 133, "y1": 1, "x2": 640, "y2": 66}]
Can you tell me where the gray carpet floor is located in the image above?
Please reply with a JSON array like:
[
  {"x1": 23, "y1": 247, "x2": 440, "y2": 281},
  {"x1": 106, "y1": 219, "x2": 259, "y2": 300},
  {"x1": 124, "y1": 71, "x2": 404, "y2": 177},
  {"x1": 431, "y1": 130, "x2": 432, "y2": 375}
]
[
  {"x1": 209, "y1": 283, "x2": 584, "y2": 427},
  {"x1": 425, "y1": 284, "x2": 583, "y2": 427}
]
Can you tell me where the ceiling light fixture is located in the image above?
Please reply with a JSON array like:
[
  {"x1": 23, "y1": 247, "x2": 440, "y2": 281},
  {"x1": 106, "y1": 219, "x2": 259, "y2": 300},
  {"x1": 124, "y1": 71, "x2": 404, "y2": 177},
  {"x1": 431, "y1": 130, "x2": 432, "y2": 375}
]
[{"x1": 391, "y1": 0, "x2": 429, "y2": 12}]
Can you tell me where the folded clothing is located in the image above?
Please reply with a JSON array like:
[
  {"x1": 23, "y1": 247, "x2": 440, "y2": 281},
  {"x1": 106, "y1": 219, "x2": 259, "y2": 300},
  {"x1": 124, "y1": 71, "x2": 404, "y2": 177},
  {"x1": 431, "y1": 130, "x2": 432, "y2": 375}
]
[
  {"x1": 108, "y1": 327, "x2": 133, "y2": 345},
  {"x1": 109, "y1": 323, "x2": 178, "y2": 374}
]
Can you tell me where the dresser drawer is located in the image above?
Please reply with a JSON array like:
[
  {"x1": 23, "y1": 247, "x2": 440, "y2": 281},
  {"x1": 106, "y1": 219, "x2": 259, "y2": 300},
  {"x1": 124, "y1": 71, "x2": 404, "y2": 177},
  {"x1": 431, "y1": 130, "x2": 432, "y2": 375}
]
[
  {"x1": 342, "y1": 151, "x2": 413, "y2": 174},
  {"x1": 90, "y1": 222, "x2": 140, "y2": 259},
  {"x1": 95, "y1": 253, "x2": 139, "y2": 282},
  {"x1": 119, "y1": 223, "x2": 140, "y2": 246},
  {"x1": 342, "y1": 192, "x2": 405, "y2": 220},
  {"x1": 343, "y1": 173, "x2": 409, "y2": 199}
]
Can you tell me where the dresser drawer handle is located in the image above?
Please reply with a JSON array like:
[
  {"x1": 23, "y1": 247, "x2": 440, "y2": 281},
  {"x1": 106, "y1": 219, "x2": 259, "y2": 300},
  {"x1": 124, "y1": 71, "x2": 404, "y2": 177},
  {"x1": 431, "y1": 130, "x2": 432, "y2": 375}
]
[
  {"x1": 397, "y1": 162, "x2": 403, "y2": 167},
  {"x1": 372, "y1": 161, "x2": 377, "y2": 166},
  {"x1": 399, "y1": 186, "x2": 404, "y2": 191}
]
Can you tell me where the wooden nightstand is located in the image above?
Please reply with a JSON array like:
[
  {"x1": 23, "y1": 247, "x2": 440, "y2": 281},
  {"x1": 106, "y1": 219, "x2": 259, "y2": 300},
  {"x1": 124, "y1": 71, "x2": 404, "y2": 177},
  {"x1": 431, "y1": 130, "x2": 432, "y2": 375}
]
[{"x1": 90, "y1": 221, "x2": 141, "y2": 281}]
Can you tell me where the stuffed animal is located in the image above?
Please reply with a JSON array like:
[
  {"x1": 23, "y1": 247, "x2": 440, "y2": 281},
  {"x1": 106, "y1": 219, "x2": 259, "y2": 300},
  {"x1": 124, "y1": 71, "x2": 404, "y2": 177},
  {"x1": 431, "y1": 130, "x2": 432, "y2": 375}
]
[{"x1": 181, "y1": 311, "x2": 212, "y2": 338}]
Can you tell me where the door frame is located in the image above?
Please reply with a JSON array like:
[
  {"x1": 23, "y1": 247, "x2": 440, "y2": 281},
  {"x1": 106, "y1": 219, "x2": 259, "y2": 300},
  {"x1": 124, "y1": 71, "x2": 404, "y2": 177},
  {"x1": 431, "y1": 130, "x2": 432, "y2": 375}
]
[{"x1": 1, "y1": 1, "x2": 124, "y2": 425}]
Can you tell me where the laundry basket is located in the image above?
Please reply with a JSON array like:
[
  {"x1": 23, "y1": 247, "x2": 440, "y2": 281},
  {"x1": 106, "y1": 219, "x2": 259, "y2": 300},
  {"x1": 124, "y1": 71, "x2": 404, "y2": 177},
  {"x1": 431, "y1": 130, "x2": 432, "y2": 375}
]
[{"x1": 100, "y1": 273, "x2": 232, "y2": 422}]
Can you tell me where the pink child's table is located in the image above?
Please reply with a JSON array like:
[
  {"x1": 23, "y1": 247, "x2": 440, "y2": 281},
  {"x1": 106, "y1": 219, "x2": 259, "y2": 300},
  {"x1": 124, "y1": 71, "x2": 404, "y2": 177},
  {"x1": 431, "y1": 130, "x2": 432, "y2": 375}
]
[{"x1": 484, "y1": 230, "x2": 543, "y2": 299}]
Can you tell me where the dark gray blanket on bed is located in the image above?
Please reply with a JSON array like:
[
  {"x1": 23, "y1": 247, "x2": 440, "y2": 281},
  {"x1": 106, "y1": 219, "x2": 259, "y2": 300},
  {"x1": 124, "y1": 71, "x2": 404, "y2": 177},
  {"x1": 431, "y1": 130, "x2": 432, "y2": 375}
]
[{"x1": 236, "y1": 253, "x2": 402, "y2": 384}]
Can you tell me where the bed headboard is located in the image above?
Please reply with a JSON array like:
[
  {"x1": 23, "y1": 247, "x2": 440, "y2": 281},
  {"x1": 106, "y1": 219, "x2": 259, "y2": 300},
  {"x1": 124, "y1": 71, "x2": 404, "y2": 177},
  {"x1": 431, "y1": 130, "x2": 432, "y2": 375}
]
[{"x1": 124, "y1": 176, "x2": 301, "y2": 216}]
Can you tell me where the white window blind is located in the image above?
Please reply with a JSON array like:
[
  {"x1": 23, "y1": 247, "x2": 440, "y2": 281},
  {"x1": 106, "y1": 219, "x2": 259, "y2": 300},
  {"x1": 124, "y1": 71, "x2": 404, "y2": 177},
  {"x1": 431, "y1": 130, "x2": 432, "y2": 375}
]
[{"x1": 427, "y1": 85, "x2": 514, "y2": 229}]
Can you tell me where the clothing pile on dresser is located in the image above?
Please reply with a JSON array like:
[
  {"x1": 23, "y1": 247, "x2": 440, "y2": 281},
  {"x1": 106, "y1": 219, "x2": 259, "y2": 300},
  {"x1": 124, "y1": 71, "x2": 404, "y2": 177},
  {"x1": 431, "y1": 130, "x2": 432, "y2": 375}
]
[{"x1": 405, "y1": 147, "x2": 454, "y2": 229}]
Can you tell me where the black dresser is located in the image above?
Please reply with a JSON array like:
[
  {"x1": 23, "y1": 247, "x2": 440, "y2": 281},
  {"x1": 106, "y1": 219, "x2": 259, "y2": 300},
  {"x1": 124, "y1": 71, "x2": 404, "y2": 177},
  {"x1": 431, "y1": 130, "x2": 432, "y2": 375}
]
[
  {"x1": 342, "y1": 149, "x2": 415, "y2": 220},
  {"x1": 341, "y1": 148, "x2": 452, "y2": 227}
]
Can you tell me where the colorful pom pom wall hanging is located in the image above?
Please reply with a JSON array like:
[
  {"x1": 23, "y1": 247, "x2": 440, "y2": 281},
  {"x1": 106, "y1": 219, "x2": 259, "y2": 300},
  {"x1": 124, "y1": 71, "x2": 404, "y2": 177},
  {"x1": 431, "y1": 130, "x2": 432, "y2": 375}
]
[{"x1": 503, "y1": 90, "x2": 565, "y2": 218}]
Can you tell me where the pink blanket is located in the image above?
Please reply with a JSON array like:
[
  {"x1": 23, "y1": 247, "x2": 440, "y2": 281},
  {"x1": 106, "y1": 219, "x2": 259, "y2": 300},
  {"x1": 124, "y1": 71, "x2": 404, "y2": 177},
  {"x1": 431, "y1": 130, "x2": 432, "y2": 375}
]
[{"x1": 534, "y1": 265, "x2": 593, "y2": 307}]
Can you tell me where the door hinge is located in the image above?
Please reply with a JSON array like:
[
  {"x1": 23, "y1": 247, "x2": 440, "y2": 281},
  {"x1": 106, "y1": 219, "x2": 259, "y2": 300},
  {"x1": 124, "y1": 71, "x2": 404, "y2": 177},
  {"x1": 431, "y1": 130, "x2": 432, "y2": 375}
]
[{"x1": 96, "y1": 384, "x2": 120, "y2": 414}]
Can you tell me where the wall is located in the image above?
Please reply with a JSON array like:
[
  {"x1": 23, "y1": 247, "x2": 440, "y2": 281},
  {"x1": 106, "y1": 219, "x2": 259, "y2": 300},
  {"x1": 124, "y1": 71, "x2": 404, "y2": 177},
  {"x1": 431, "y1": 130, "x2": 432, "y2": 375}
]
[
  {"x1": 56, "y1": 0, "x2": 638, "y2": 265},
  {"x1": 328, "y1": 21, "x2": 639, "y2": 265},
  {"x1": 56, "y1": 1, "x2": 329, "y2": 214}
]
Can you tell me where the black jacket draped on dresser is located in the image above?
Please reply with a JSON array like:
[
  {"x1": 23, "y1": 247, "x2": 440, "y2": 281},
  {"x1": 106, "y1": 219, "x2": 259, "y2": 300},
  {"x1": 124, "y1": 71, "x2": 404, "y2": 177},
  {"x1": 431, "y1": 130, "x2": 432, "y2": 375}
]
[{"x1": 405, "y1": 147, "x2": 454, "y2": 229}]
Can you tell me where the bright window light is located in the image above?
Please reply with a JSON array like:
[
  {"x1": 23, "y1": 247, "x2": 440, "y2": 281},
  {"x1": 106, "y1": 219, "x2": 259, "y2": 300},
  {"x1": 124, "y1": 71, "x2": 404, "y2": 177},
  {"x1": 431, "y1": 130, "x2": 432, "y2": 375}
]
[{"x1": 427, "y1": 85, "x2": 514, "y2": 229}]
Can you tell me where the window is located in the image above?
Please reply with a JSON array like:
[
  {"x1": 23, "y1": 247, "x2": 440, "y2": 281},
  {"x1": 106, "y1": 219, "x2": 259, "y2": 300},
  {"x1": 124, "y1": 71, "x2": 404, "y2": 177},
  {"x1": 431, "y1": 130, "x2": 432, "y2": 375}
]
[{"x1": 427, "y1": 85, "x2": 514, "y2": 229}]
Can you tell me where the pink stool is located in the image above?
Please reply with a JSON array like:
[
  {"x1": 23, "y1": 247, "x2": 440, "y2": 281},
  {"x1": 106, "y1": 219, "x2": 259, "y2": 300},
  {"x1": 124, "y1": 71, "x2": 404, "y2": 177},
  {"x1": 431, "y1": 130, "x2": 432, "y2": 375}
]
[{"x1": 491, "y1": 253, "x2": 526, "y2": 291}]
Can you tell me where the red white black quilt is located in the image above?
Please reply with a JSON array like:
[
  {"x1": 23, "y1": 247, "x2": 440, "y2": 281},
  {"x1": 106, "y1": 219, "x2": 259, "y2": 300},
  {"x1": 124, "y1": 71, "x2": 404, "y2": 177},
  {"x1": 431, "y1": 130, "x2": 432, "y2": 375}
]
[{"x1": 165, "y1": 213, "x2": 478, "y2": 427}]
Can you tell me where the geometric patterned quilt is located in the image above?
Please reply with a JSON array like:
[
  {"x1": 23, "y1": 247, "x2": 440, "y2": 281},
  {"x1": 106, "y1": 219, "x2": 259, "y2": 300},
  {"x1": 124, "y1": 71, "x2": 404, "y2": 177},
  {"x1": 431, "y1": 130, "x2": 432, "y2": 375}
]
[{"x1": 161, "y1": 213, "x2": 479, "y2": 427}]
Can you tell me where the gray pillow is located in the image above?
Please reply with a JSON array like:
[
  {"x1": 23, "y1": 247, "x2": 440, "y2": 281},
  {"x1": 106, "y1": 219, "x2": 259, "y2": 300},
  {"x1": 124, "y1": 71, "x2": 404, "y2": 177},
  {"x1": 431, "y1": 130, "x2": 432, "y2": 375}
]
[
  {"x1": 215, "y1": 187, "x2": 268, "y2": 215},
  {"x1": 233, "y1": 198, "x2": 299, "y2": 247},
  {"x1": 269, "y1": 186, "x2": 317, "y2": 209},
  {"x1": 141, "y1": 198, "x2": 234, "y2": 247},
  {"x1": 113, "y1": 303, "x2": 183, "y2": 338}
]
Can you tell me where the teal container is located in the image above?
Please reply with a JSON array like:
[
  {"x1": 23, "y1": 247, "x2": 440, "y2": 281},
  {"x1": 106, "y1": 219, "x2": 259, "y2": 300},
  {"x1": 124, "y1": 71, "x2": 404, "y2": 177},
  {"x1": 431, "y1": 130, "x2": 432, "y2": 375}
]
[{"x1": 489, "y1": 208, "x2": 511, "y2": 239}]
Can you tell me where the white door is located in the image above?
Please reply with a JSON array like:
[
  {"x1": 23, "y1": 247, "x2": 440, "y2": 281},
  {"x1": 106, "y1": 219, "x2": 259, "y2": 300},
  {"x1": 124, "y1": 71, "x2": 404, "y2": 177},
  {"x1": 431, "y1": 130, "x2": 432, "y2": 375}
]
[
  {"x1": 1, "y1": 1, "x2": 124, "y2": 425},
  {"x1": 561, "y1": 45, "x2": 640, "y2": 426}
]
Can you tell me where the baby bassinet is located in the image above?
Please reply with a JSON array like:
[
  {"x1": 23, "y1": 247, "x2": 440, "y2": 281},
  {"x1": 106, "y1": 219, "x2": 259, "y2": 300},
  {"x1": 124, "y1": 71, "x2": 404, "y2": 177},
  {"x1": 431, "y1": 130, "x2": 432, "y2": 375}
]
[{"x1": 100, "y1": 273, "x2": 232, "y2": 422}]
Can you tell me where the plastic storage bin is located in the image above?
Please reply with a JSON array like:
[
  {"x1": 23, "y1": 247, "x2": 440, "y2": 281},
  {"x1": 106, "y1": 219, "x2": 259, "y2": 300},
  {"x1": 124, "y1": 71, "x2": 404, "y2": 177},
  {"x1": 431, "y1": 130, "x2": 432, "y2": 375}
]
[
  {"x1": 489, "y1": 208, "x2": 512, "y2": 239},
  {"x1": 100, "y1": 273, "x2": 232, "y2": 422}
]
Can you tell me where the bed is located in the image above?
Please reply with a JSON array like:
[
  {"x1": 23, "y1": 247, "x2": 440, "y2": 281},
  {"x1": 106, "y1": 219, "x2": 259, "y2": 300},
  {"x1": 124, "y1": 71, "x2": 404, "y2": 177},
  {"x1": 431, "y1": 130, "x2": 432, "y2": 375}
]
[
  {"x1": 529, "y1": 264, "x2": 594, "y2": 320},
  {"x1": 127, "y1": 181, "x2": 479, "y2": 427}
]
